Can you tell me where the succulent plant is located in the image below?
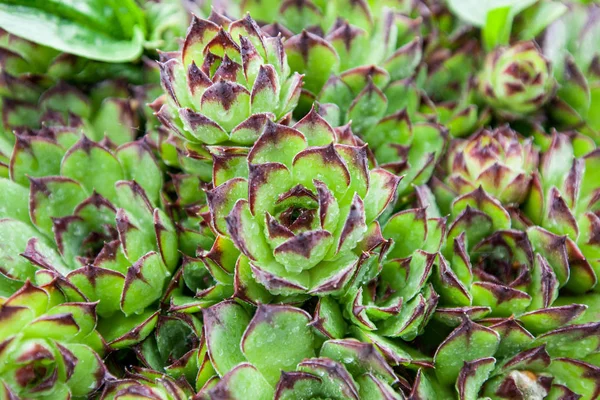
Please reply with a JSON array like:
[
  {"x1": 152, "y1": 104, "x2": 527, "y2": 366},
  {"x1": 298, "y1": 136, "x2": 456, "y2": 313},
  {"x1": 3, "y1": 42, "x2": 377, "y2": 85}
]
[
  {"x1": 196, "y1": 301, "x2": 409, "y2": 399},
  {"x1": 343, "y1": 200, "x2": 444, "y2": 339},
  {"x1": 205, "y1": 119, "x2": 399, "y2": 297},
  {"x1": 521, "y1": 131, "x2": 600, "y2": 294},
  {"x1": 1, "y1": 1, "x2": 600, "y2": 398},
  {"x1": 442, "y1": 126, "x2": 539, "y2": 205},
  {"x1": 155, "y1": 13, "x2": 302, "y2": 179},
  {"x1": 0, "y1": 127, "x2": 195, "y2": 349},
  {"x1": 543, "y1": 2, "x2": 600, "y2": 141},
  {"x1": 100, "y1": 367, "x2": 194, "y2": 400},
  {"x1": 479, "y1": 41, "x2": 555, "y2": 120},
  {"x1": 429, "y1": 187, "x2": 589, "y2": 330},
  {"x1": 0, "y1": 281, "x2": 107, "y2": 399},
  {"x1": 424, "y1": 316, "x2": 600, "y2": 399}
]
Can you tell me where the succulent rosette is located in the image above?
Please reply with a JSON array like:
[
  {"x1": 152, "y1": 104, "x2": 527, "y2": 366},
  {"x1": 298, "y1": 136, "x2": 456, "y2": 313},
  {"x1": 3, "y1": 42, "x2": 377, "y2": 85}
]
[
  {"x1": 205, "y1": 119, "x2": 399, "y2": 297},
  {"x1": 423, "y1": 187, "x2": 588, "y2": 330},
  {"x1": 479, "y1": 41, "x2": 555, "y2": 120},
  {"x1": 134, "y1": 311, "x2": 217, "y2": 392},
  {"x1": 521, "y1": 131, "x2": 600, "y2": 294},
  {"x1": 100, "y1": 367, "x2": 194, "y2": 400},
  {"x1": 195, "y1": 301, "x2": 407, "y2": 399},
  {"x1": 0, "y1": 281, "x2": 107, "y2": 398},
  {"x1": 442, "y1": 126, "x2": 539, "y2": 205},
  {"x1": 155, "y1": 13, "x2": 302, "y2": 178},
  {"x1": 342, "y1": 199, "x2": 445, "y2": 340},
  {"x1": 0, "y1": 127, "x2": 198, "y2": 349},
  {"x1": 543, "y1": 2, "x2": 600, "y2": 141},
  {"x1": 420, "y1": 316, "x2": 600, "y2": 399}
]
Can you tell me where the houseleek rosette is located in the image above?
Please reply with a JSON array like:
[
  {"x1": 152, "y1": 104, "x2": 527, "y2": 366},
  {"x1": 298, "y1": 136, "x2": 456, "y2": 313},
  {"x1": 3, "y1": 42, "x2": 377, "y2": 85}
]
[
  {"x1": 443, "y1": 126, "x2": 539, "y2": 205},
  {"x1": 342, "y1": 199, "x2": 445, "y2": 341},
  {"x1": 0, "y1": 127, "x2": 198, "y2": 349},
  {"x1": 522, "y1": 131, "x2": 600, "y2": 294},
  {"x1": 0, "y1": 281, "x2": 107, "y2": 399},
  {"x1": 206, "y1": 118, "x2": 399, "y2": 297},
  {"x1": 479, "y1": 41, "x2": 555, "y2": 119},
  {"x1": 423, "y1": 187, "x2": 586, "y2": 328},
  {"x1": 155, "y1": 14, "x2": 302, "y2": 179},
  {"x1": 419, "y1": 317, "x2": 600, "y2": 399}
]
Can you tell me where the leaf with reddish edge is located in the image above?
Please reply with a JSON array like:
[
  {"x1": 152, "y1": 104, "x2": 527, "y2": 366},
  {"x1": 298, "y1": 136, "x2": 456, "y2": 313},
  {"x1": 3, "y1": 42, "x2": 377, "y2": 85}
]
[
  {"x1": 203, "y1": 300, "x2": 250, "y2": 376},
  {"x1": 434, "y1": 319, "x2": 500, "y2": 386},
  {"x1": 241, "y1": 304, "x2": 315, "y2": 385}
]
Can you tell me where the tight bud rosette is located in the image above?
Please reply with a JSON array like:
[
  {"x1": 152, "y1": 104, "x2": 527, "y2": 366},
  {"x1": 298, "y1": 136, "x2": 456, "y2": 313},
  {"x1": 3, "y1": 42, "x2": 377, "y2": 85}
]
[
  {"x1": 444, "y1": 126, "x2": 538, "y2": 204},
  {"x1": 479, "y1": 41, "x2": 555, "y2": 119},
  {"x1": 157, "y1": 14, "x2": 302, "y2": 148},
  {"x1": 206, "y1": 120, "x2": 399, "y2": 297}
]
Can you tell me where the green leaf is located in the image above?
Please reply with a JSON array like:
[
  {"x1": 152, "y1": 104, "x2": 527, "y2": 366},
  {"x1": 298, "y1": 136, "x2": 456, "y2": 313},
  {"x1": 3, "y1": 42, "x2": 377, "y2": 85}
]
[
  {"x1": 448, "y1": 0, "x2": 537, "y2": 27},
  {"x1": 0, "y1": 219, "x2": 62, "y2": 282},
  {"x1": 241, "y1": 305, "x2": 316, "y2": 385},
  {"x1": 203, "y1": 300, "x2": 251, "y2": 376},
  {"x1": 201, "y1": 363, "x2": 274, "y2": 400},
  {"x1": 0, "y1": 178, "x2": 30, "y2": 222},
  {"x1": 120, "y1": 252, "x2": 170, "y2": 316},
  {"x1": 482, "y1": 6, "x2": 512, "y2": 51},
  {"x1": 455, "y1": 358, "x2": 496, "y2": 400},
  {"x1": 29, "y1": 177, "x2": 88, "y2": 236},
  {"x1": 516, "y1": 1, "x2": 568, "y2": 40},
  {"x1": 61, "y1": 138, "x2": 124, "y2": 202},
  {"x1": 0, "y1": 0, "x2": 146, "y2": 62},
  {"x1": 434, "y1": 320, "x2": 500, "y2": 386},
  {"x1": 62, "y1": 343, "x2": 104, "y2": 397},
  {"x1": 98, "y1": 309, "x2": 159, "y2": 349}
]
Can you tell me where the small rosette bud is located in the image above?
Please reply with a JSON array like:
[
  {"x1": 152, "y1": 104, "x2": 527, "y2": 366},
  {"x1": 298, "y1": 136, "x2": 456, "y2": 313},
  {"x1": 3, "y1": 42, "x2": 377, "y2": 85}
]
[
  {"x1": 444, "y1": 127, "x2": 539, "y2": 205},
  {"x1": 479, "y1": 41, "x2": 555, "y2": 119}
]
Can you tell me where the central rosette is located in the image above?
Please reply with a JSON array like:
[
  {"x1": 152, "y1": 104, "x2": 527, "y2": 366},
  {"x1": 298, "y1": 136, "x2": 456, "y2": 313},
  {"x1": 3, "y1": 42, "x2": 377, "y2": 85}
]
[
  {"x1": 470, "y1": 230, "x2": 532, "y2": 288},
  {"x1": 207, "y1": 118, "x2": 400, "y2": 296}
]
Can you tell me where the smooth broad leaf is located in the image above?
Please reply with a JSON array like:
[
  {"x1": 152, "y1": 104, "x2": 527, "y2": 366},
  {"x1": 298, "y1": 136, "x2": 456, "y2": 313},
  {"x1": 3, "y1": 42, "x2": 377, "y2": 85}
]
[
  {"x1": 203, "y1": 300, "x2": 251, "y2": 376},
  {"x1": 0, "y1": 0, "x2": 146, "y2": 62},
  {"x1": 241, "y1": 305, "x2": 316, "y2": 385},
  {"x1": 482, "y1": 6, "x2": 512, "y2": 51},
  {"x1": 448, "y1": 0, "x2": 537, "y2": 27},
  {"x1": 516, "y1": 1, "x2": 568, "y2": 40}
]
